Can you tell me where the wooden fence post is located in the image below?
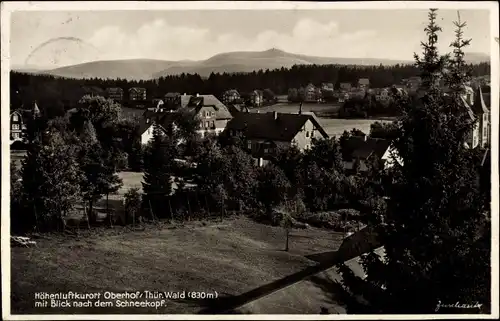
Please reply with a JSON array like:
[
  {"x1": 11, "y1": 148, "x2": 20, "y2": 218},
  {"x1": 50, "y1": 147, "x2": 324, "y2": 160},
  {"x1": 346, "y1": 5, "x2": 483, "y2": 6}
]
[
  {"x1": 205, "y1": 195, "x2": 210, "y2": 219},
  {"x1": 168, "y1": 198, "x2": 174, "y2": 222},
  {"x1": 149, "y1": 199, "x2": 155, "y2": 222},
  {"x1": 186, "y1": 194, "x2": 192, "y2": 221}
]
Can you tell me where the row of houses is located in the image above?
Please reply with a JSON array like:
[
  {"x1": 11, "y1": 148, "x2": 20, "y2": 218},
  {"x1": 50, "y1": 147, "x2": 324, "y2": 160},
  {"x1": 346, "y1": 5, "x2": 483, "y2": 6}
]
[
  {"x1": 82, "y1": 87, "x2": 147, "y2": 102},
  {"x1": 137, "y1": 93, "x2": 400, "y2": 170},
  {"x1": 222, "y1": 89, "x2": 276, "y2": 107},
  {"x1": 288, "y1": 78, "x2": 370, "y2": 103},
  {"x1": 10, "y1": 81, "x2": 491, "y2": 170}
]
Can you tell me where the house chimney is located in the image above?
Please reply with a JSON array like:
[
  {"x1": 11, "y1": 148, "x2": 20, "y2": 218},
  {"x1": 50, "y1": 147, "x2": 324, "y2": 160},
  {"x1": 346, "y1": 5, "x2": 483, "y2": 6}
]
[{"x1": 273, "y1": 111, "x2": 278, "y2": 120}]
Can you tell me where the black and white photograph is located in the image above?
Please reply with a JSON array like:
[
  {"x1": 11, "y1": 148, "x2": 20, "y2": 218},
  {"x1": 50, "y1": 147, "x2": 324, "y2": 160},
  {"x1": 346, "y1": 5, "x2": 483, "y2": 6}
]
[{"x1": 1, "y1": 1, "x2": 498, "y2": 319}]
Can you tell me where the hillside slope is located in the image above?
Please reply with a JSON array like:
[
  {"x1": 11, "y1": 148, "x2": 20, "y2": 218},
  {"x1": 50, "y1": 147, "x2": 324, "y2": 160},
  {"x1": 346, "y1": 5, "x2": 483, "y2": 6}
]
[{"x1": 13, "y1": 49, "x2": 489, "y2": 80}]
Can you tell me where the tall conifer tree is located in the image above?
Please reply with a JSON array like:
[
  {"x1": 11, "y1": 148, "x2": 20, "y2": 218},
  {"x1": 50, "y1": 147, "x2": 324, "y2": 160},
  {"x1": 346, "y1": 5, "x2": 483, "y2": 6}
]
[{"x1": 337, "y1": 9, "x2": 491, "y2": 313}]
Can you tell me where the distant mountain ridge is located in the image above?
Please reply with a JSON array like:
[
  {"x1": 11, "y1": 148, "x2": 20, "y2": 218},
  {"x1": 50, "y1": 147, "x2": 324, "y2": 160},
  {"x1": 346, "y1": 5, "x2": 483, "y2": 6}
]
[{"x1": 13, "y1": 48, "x2": 490, "y2": 81}]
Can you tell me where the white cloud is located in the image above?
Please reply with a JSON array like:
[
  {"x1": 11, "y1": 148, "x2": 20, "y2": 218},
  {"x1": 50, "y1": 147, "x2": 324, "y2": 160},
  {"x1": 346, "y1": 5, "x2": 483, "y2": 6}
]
[{"x1": 84, "y1": 18, "x2": 379, "y2": 63}]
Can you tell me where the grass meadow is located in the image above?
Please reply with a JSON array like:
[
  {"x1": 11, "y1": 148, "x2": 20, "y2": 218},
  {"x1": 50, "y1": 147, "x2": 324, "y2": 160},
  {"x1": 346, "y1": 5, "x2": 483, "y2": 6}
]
[{"x1": 11, "y1": 216, "x2": 344, "y2": 314}]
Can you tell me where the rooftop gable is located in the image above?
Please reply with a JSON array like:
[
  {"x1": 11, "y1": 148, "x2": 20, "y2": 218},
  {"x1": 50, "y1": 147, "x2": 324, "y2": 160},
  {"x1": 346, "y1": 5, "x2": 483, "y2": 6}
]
[
  {"x1": 344, "y1": 136, "x2": 391, "y2": 161},
  {"x1": 225, "y1": 112, "x2": 328, "y2": 142}
]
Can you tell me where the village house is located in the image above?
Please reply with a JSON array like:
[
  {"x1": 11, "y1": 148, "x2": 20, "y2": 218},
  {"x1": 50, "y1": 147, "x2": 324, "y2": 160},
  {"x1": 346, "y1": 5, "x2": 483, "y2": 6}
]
[
  {"x1": 10, "y1": 101, "x2": 40, "y2": 144},
  {"x1": 320, "y1": 83, "x2": 335, "y2": 102},
  {"x1": 81, "y1": 86, "x2": 105, "y2": 98},
  {"x1": 405, "y1": 76, "x2": 422, "y2": 93},
  {"x1": 223, "y1": 110, "x2": 329, "y2": 167},
  {"x1": 358, "y1": 78, "x2": 370, "y2": 89},
  {"x1": 460, "y1": 86, "x2": 491, "y2": 148},
  {"x1": 304, "y1": 83, "x2": 318, "y2": 102},
  {"x1": 152, "y1": 98, "x2": 164, "y2": 110},
  {"x1": 129, "y1": 87, "x2": 147, "y2": 101},
  {"x1": 138, "y1": 94, "x2": 233, "y2": 145},
  {"x1": 105, "y1": 87, "x2": 124, "y2": 102},
  {"x1": 10, "y1": 110, "x2": 25, "y2": 143},
  {"x1": 164, "y1": 92, "x2": 181, "y2": 109},
  {"x1": 250, "y1": 90, "x2": 264, "y2": 107},
  {"x1": 350, "y1": 88, "x2": 367, "y2": 99},
  {"x1": 374, "y1": 88, "x2": 391, "y2": 102},
  {"x1": 338, "y1": 92, "x2": 350, "y2": 103},
  {"x1": 222, "y1": 89, "x2": 241, "y2": 106},
  {"x1": 342, "y1": 135, "x2": 398, "y2": 172},
  {"x1": 339, "y1": 82, "x2": 352, "y2": 91}
]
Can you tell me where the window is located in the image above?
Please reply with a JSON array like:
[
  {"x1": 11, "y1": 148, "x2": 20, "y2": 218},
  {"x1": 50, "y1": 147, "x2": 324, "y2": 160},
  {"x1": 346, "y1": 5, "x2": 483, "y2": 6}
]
[
  {"x1": 12, "y1": 114, "x2": 18, "y2": 122},
  {"x1": 211, "y1": 121, "x2": 215, "y2": 128},
  {"x1": 247, "y1": 141, "x2": 252, "y2": 149},
  {"x1": 12, "y1": 124, "x2": 19, "y2": 130},
  {"x1": 200, "y1": 122, "x2": 203, "y2": 128},
  {"x1": 211, "y1": 112, "x2": 215, "y2": 117},
  {"x1": 205, "y1": 121, "x2": 209, "y2": 128},
  {"x1": 306, "y1": 131, "x2": 310, "y2": 138},
  {"x1": 12, "y1": 133, "x2": 19, "y2": 139},
  {"x1": 305, "y1": 144, "x2": 311, "y2": 150}
]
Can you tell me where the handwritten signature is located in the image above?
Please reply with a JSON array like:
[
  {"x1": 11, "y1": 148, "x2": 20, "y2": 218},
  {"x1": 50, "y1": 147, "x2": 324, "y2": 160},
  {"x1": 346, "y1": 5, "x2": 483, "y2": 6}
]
[{"x1": 435, "y1": 300, "x2": 483, "y2": 312}]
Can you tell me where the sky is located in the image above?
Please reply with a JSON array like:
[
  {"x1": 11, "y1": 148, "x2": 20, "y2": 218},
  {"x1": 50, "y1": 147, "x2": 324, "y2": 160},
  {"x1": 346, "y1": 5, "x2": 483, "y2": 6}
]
[{"x1": 10, "y1": 9, "x2": 491, "y2": 68}]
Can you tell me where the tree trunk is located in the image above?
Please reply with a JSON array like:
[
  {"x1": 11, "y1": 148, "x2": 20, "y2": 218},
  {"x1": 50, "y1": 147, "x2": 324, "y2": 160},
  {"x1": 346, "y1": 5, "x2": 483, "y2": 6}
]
[
  {"x1": 33, "y1": 204, "x2": 39, "y2": 232},
  {"x1": 285, "y1": 228, "x2": 289, "y2": 252},
  {"x1": 84, "y1": 204, "x2": 90, "y2": 230},
  {"x1": 220, "y1": 197, "x2": 224, "y2": 222},
  {"x1": 107, "y1": 193, "x2": 113, "y2": 228},
  {"x1": 61, "y1": 209, "x2": 66, "y2": 233}
]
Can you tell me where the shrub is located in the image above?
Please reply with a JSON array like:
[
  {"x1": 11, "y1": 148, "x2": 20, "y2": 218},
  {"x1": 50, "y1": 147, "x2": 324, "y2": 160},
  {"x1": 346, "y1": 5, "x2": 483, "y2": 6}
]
[{"x1": 124, "y1": 187, "x2": 142, "y2": 225}]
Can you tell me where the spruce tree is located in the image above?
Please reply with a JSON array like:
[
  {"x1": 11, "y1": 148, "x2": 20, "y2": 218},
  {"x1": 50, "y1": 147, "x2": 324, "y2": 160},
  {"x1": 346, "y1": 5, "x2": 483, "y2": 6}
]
[
  {"x1": 338, "y1": 9, "x2": 491, "y2": 313},
  {"x1": 142, "y1": 123, "x2": 177, "y2": 218}
]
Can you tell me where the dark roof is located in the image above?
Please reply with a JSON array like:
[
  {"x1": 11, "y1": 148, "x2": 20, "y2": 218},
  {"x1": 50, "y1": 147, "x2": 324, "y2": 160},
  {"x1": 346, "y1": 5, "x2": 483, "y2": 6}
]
[
  {"x1": 129, "y1": 87, "x2": 146, "y2": 92},
  {"x1": 343, "y1": 136, "x2": 391, "y2": 161},
  {"x1": 224, "y1": 89, "x2": 240, "y2": 96},
  {"x1": 481, "y1": 148, "x2": 490, "y2": 167},
  {"x1": 138, "y1": 110, "x2": 177, "y2": 135},
  {"x1": 180, "y1": 95, "x2": 232, "y2": 120},
  {"x1": 483, "y1": 93, "x2": 491, "y2": 108},
  {"x1": 81, "y1": 86, "x2": 104, "y2": 94},
  {"x1": 225, "y1": 112, "x2": 329, "y2": 142},
  {"x1": 106, "y1": 87, "x2": 123, "y2": 92},
  {"x1": 471, "y1": 87, "x2": 490, "y2": 114},
  {"x1": 459, "y1": 96, "x2": 476, "y2": 120},
  {"x1": 227, "y1": 104, "x2": 249, "y2": 116},
  {"x1": 165, "y1": 92, "x2": 181, "y2": 98}
]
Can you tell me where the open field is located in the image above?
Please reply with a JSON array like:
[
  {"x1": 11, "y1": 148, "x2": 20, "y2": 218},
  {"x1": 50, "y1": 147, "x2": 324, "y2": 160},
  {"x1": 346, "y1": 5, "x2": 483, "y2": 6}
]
[
  {"x1": 318, "y1": 118, "x2": 391, "y2": 138},
  {"x1": 252, "y1": 103, "x2": 393, "y2": 137},
  {"x1": 253, "y1": 102, "x2": 341, "y2": 114},
  {"x1": 11, "y1": 216, "x2": 344, "y2": 314}
]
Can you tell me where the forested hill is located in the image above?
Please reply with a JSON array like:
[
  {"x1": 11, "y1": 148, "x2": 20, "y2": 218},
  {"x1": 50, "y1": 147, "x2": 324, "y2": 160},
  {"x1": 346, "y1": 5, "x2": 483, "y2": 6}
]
[{"x1": 10, "y1": 62, "x2": 490, "y2": 118}]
